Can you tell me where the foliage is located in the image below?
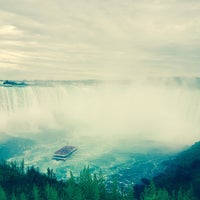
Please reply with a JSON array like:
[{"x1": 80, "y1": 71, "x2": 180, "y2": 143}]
[
  {"x1": 0, "y1": 160, "x2": 198, "y2": 200},
  {"x1": 150, "y1": 141, "x2": 200, "y2": 199},
  {"x1": 0, "y1": 186, "x2": 6, "y2": 200}
]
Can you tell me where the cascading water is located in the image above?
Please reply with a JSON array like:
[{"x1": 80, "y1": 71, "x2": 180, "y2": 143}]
[{"x1": 0, "y1": 79, "x2": 200, "y2": 182}]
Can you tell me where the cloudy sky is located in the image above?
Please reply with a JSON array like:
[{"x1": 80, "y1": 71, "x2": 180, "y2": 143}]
[{"x1": 0, "y1": 0, "x2": 200, "y2": 80}]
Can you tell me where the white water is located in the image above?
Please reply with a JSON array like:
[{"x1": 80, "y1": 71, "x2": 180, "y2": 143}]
[
  {"x1": 0, "y1": 80, "x2": 200, "y2": 144},
  {"x1": 0, "y1": 79, "x2": 200, "y2": 180}
]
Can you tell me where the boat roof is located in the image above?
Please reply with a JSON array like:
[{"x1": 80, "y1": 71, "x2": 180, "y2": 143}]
[{"x1": 54, "y1": 146, "x2": 76, "y2": 155}]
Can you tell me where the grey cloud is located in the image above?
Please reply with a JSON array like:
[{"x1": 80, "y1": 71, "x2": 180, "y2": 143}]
[{"x1": 0, "y1": 0, "x2": 200, "y2": 79}]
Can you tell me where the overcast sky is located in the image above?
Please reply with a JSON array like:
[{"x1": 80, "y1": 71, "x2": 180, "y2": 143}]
[{"x1": 0, "y1": 0, "x2": 200, "y2": 80}]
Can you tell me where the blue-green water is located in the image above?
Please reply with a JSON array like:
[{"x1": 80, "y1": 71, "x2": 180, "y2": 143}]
[{"x1": 2, "y1": 134, "x2": 173, "y2": 184}]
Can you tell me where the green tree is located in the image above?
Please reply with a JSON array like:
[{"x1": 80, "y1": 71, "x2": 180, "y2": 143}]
[
  {"x1": 125, "y1": 185, "x2": 134, "y2": 200},
  {"x1": 33, "y1": 185, "x2": 40, "y2": 200},
  {"x1": 79, "y1": 166, "x2": 94, "y2": 200},
  {"x1": 156, "y1": 188, "x2": 170, "y2": 200},
  {"x1": 0, "y1": 186, "x2": 6, "y2": 200},
  {"x1": 65, "y1": 170, "x2": 81, "y2": 200},
  {"x1": 141, "y1": 181, "x2": 157, "y2": 200},
  {"x1": 45, "y1": 184, "x2": 59, "y2": 200},
  {"x1": 98, "y1": 169, "x2": 106, "y2": 200},
  {"x1": 11, "y1": 194, "x2": 17, "y2": 200},
  {"x1": 92, "y1": 173, "x2": 100, "y2": 200},
  {"x1": 20, "y1": 159, "x2": 25, "y2": 175},
  {"x1": 177, "y1": 187, "x2": 196, "y2": 200},
  {"x1": 47, "y1": 168, "x2": 56, "y2": 182},
  {"x1": 20, "y1": 193, "x2": 27, "y2": 200},
  {"x1": 184, "y1": 186, "x2": 196, "y2": 200},
  {"x1": 111, "y1": 178, "x2": 120, "y2": 200},
  {"x1": 141, "y1": 182, "x2": 171, "y2": 200}
]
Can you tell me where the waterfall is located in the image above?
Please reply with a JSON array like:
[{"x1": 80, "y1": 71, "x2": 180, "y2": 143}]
[{"x1": 0, "y1": 79, "x2": 200, "y2": 144}]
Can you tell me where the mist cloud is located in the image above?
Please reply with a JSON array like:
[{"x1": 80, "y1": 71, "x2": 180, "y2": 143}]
[{"x1": 0, "y1": 81, "x2": 199, "y2": 146}]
